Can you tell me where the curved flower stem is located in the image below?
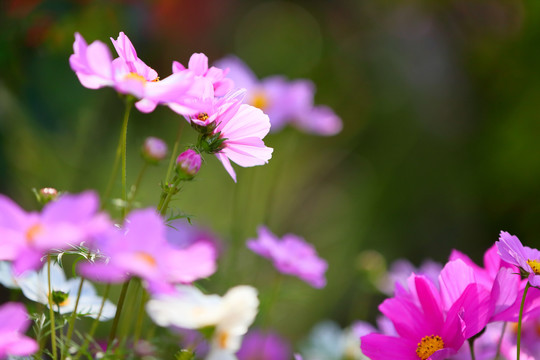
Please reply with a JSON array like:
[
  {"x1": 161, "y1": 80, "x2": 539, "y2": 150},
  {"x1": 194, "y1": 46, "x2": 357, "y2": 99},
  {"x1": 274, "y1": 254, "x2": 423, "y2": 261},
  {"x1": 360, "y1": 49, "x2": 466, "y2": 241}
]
[
  {"x1": 165, "y1": 122, "x2": 185, "y2": 184},
  {"x1": 74, "y1": 284, "x2": 110, "y2": 360},
  {"x1": 47, "y1": 256, "x2": 58, "y2": 360},
  {"x1": 517, "y1": 282, "x2": 531, "y2": 360},
  {"x1": 108, "y1": 280, "x2": 131, "y2": 348},
  {"x1": 495, "y1": 322, "x2": 507, "y2": 360},
  {"x1": 133, "y1": 288, "x2": 149, "y2": 344},
  {"x1": 63, "y1": 277, "x2": 85, "y2": 360}
]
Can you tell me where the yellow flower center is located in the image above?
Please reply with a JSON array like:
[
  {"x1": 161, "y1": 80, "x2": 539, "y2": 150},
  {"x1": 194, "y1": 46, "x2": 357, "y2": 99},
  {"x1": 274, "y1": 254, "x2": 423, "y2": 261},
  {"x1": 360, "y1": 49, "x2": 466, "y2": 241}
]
[
  {"x1": 134, "y1": 252, "x2": 157, "y2": 268},
  {"x1": 197, "y1": 112, "x2": 209, "y2": 121},
  {"x1": 416, "y1": 335, "x2": 444, "y2": 360},
  {"x1": 527, "y1": 259, "x2": 540, "y2": 275},
  {"x1": 251, "y1": 91, "x2": 268, "y2": 110},
  {"x1": 124, "y1": 72, "x2": 147, "y2": 84},
  {"x1": 25, "y1": 224, "x2": 44, "y2": 244}
]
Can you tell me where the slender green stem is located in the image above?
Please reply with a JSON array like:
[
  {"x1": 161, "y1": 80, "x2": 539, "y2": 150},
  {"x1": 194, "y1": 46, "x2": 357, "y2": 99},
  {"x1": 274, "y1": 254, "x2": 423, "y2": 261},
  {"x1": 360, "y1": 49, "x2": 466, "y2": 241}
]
[
  {"x1": 468, "y1": 338, "x2": 476, "y2": 360},
  {"x1": 74, "y1": 284, "x2": 110, "y2": 360},
  {"x1": 63, "y1": 277, "x2": 85, "y2": 360},
  {"x1": 120, "y1": 100, "x2": 134, "y2": 219},
  {"x1": 108, "y1": 280, "x2": 131, "y2": 347},
  {"x1": 47, "y1": 256, "x2": 58, "y2": 360},
  {"x1": 159, "y1": 176, "x2": 181, "y2": 216},
  {"x1": 102, "y1": 137, "x2": 122, "y2": 210},
  {"x1": 126, "y1": 162, "x2": 149, "y2": 212},
  {"x1": 517, "y1": 282, "x2": 531, "y2": 360},
  {"x1": 133, "y1": 289, "x2": 149, "y2": 344},
  {"x1": 495, "y1": 322, "x2": 507, "y2": 360},
  {"x1": 165, "y1": 122, "x2": 185, "y2": 183}
]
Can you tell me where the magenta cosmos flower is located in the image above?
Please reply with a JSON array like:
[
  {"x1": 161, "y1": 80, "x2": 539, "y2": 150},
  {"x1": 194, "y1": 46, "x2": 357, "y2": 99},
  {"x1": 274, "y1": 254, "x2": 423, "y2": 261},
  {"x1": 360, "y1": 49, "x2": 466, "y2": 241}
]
[
  {"x1": 497, "y1": 231, "x2": 540, "y2": 288},
  {"x1": 79, "y1": 209, "x2": 217, "y2": 294},
  {"x1": 247, "y1": 226, "x2": 327, "y2": 288},
  {"x1": 0, "y1": 191, "x2": 111, "y2": 274},
  {"x1": 70, "y1": 32, "x2": 199, "y2": 114},
  {"x1": 215, "y1": 56, "x2": 342, "y2": 136},
  {"x1": 361, "y1": 274, "x2": 490, "y2": 360},
  {"x1": 0, "y1": 302, "x2": 38, "y2": 359}
]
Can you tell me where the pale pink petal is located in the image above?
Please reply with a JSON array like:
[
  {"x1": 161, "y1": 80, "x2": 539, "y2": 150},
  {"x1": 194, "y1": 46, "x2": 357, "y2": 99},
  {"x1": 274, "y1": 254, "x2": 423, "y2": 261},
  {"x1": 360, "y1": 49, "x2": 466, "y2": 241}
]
[
  {"x1": 215, "y1": 152, "x2": 237, "y2": 182},
  {"x1": 188, "y1": 53, "x2": 209, "y2": 76}
]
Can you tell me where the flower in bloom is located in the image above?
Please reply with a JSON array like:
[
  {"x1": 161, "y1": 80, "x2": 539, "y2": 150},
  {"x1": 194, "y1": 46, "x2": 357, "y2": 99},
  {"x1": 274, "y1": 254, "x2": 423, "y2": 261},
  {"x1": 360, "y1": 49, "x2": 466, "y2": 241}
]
[
  {"x1": 70, "y1": 32, "x2": 199, "y2": 114},
  {"x1": 215, "y1": 56, "x2": 342, "y2": 135},
  {"x1": 497, "y1": 231, "x2": 540, "y2": 288},
  {"x1": 361, "y1": 273, "x2": 491, "y2": 360},
  {"x1": 172, "y1": 53, "x2": 234, "y2": 97},
  {"x1": 247, "y1": 226, "x2": 327, "y2": 288},
  {"x1": 146, "y1": 285, "x2": 259, "y2": 360},
  {"x1": 78, "y1": 209, "x2": 216, "y2": 294},
  {"x1": 0, "y1": 191, "x2": 111, "y2": 274},
  {"x1": 237, "y1": 330, "x2": 291, "y2": 360},
  {"x1": 15, "y1": 262, "x2": 116, "y2": 320},
  {"x1": 194, "y1": 90, "x2": 273, "y2": 182},
  {"x1": 0, "y1": 302, "x2": 38, "y2": 359}
]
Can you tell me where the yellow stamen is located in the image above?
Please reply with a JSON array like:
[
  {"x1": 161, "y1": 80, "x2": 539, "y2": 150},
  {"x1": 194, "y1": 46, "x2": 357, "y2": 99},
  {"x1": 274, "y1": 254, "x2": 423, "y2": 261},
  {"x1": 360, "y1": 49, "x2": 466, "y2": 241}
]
[
  {"x1": 124, "y1": 72, "x2": 147, "y2": 84},
  {"x1": 527, "y1": 259, "x2": 540, "y2": 275},
  {"x1": 416, "y1": 335, "x2": 444, "y2": 360},
  {"x1": 151, "y1": 76, "x2": 160, "y2": 82},
  {"x1": 25, "y1": 224, "x2": 44, "y2": 244},
  {"x1": 134, "y1": 252, "x2": 157, "y2": 268},
  {"x1": 197, "y1": 112, "x2": 209, "y2": 121},
  {"x1": 218, "y1": 331, "x2": 229, "y2": 349},
  {"x1": 250, "y1": 91, "x2": 268, "y2": 110}
]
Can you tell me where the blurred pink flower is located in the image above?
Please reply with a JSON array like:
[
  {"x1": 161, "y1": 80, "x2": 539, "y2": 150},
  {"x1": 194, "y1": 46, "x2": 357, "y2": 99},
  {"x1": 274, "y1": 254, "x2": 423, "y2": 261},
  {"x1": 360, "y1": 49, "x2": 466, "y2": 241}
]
[
  {"x1": 79, "y1": 209, "x2": 216, "y2": 294},
  {"x1": 247, "y1": 226, "x2": 327, "y2": 288},
  {"x1": 215, "y1": 56, "x2": 342, "y2": 135},
  {"x1": 237, "y1": 329, "x2": 291, "y2": 360},
  {"x1": 70, "y1": 32, "x2": 199, "y2": 114},
  {"x1": 0, "y1": 302, "x2": 38, "y2": 359},
  {"x1": 173, "y1": 53, "x2": 234, "y2": 97},
  {"x1": 0, "y1": 191, "x2": 110, "y2": 274}
]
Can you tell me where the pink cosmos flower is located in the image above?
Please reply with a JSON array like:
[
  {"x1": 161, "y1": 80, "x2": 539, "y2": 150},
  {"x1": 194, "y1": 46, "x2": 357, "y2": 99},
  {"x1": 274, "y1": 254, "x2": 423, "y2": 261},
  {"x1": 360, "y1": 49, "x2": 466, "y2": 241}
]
[
  {"x1": 215, "y1": 56, "x2": 342, "y2": 136},
  {"x1": 210, "y1": 91, "x2": 273, "y2": 182},
  {"x1": 70, "y1": 32, "x2": 198, "y2": 114},
  {"x1": 497, "y1": 231, "x2": 540, "y2": 288},
  {"x1": 361, "y1": 274, "x2": 490, "y2": 360},
  {"x1": 247, "y1": 226, "x2": 327, "y2": 288},
  {"x1": 0, "y1": 191, "x2": 111, "y2": 274},
  {"x1": 0, "y1": 302, "x2": 38, "y2": 359},
  {"x1": 237, "y1": 330, "x2": 291, "y2": 360},
  {"x1": 173, "y1": 53, "x2": 234, "y2": 97},
  {"x1": 78, "y1": 209, "x2": 216, "y2": 294}
]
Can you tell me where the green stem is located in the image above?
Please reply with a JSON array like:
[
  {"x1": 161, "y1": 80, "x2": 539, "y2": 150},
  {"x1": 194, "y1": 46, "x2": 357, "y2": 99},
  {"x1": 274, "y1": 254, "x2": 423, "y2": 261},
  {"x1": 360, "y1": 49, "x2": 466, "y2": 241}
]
[
  {"x1": 108, "y1": 280, "x2": 131, "y2": 348},
  {"x1": 165, "y1": 122, "x2": 185, "y2": 184},
  {"x1": 126, "y1": 162, "x2": 149, "y2": 212},
  {"x1": 517, "y1": 282, "x2": 531, "y2": 360},
  {"x1": 133, "y1": 289, "x2": 149, "y2": 344},
  {"x1": 63, "y1": 277, "x2": 85, "y2": 360},
  {"x1": 47, "y1": 256, "x2": 58, "y2": 360},
  {"x1": 159, "y1": 176, "x2": 181, "y2": 216},
  {"x1": 468, "y1": 338, "x2": 476, "y2": 360},
  {"x1": 74, "y1": 284, "x2": 110, "y2": 360},
  {"x1": 120, "y1": 99, "x2": 134, "y2": 219}
]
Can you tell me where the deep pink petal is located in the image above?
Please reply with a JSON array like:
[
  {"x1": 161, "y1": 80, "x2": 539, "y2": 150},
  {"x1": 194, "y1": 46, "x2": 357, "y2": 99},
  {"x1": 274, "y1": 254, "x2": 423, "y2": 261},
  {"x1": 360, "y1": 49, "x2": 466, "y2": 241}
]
[{"x1": 361, "y1": 334, "x2": 418, "y2": 360}]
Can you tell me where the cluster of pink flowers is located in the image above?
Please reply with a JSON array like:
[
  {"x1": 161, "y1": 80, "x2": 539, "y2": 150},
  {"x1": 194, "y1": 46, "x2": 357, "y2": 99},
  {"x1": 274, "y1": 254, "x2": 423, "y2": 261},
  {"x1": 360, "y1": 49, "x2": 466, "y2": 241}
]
[
  {"x1": 360, "y1": 231, "x2": 540, "y2": 360},
  {"x1": 71, "y1": 32, "x2": 274, "y2": 181}
]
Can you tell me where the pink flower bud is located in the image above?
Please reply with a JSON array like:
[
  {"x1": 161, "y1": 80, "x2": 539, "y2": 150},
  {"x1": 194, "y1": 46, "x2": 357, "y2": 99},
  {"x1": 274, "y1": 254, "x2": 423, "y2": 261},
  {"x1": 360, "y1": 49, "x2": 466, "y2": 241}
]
[
  {"x1": 142, "y1": 137, "x2": 167, "y2": 163},
  {"x1": 176, "y1": 149, "x2": 201, "y2": 178}
]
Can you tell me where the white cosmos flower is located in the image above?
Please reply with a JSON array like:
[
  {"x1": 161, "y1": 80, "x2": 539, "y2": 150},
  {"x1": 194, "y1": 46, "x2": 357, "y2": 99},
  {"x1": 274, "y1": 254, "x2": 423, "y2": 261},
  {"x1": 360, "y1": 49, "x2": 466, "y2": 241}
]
[
  {"x1": 146, "y1": 285, "x2": 259, "y2": 360},
  {"x1": 16, "y1": 262, "x2": 116, "y2": 320},
  {"x1": 0, "y1": 261, "x2": 21, "y2": 289}
]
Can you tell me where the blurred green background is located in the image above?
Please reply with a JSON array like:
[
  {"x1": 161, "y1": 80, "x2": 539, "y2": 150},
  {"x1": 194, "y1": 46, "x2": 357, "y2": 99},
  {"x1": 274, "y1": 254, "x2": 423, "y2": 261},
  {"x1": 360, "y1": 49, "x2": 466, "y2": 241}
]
[{"x1": 1, "y1": 0, "x2": 540, "y2": 342}]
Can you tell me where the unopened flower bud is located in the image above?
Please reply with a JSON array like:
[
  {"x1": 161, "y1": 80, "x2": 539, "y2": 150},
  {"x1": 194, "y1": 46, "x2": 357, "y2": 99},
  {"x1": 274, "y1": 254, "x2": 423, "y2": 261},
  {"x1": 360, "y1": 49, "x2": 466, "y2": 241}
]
[
  {"x1": 34, "y1": 187, "x2": 59, "y2": 205},
  {"x1": 176, "y1": 149, "x2": 201, "y2": 179},
  {"x1": 142, "y1": 137, "x2": 167, "y2": 164}
]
